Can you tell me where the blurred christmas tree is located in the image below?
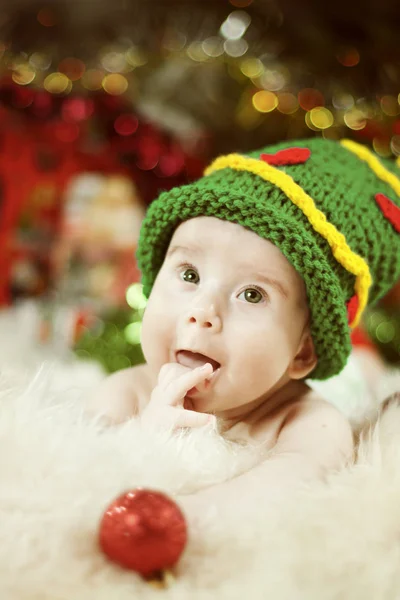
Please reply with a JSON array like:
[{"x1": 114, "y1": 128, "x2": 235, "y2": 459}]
[
  {"x1": 73, "y1": 281, "x2": 148, "y2": 373},
  {"x1": 74, "y1": 306, "x2": 145, "y2": 373}
]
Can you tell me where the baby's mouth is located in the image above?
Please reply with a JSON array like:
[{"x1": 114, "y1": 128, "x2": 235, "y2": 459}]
[{"x1": 176, "y1": 350, "x2": 221, "y2": 372}]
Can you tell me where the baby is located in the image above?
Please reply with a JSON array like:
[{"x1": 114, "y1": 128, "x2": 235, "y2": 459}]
[{"x1": 87, "y1": 138, "x2": 400, "y2": 504}]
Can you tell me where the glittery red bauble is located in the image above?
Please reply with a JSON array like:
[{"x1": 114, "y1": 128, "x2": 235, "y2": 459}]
[{"x1": 99, "y1": 489, "x2": 188, "y2": 576}]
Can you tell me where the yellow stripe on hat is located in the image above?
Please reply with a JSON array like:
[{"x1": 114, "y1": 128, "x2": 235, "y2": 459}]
[
  {"x1": 205, "y1": 153, "x2": 372, "y2": 328},
  {"x1": 341, "y1": 139, "x2": 400, "y2": 197}
]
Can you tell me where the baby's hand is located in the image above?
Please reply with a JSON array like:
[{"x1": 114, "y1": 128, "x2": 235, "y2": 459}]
[{"x1": 140, "y1": 362, "x2": 216, "y2": 431}]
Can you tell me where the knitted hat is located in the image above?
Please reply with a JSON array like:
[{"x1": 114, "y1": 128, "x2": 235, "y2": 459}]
[{"x1": 137, "y1": 138, "x2": 400, "y2": 380}]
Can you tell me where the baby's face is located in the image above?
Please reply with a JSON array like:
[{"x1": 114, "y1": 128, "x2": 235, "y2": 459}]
[{"x1": 141, "y1": 216, "x2": 315, "y2": 419}]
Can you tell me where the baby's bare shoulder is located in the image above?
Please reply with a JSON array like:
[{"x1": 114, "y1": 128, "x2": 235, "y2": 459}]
[
  {"x1": 85, "y1": 363, "x2": 153, "y2": 423},
  {"x1": 275, "y1": 390, "x2": 355, "y2": 468},
  {"x1": 282, "y1": 389, "x2": 351, "y2": 430}
]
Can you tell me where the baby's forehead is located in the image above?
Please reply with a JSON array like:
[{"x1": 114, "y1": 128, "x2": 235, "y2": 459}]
[{"x1": 171, "y1": 217, "x2": 287, "y2": 264}]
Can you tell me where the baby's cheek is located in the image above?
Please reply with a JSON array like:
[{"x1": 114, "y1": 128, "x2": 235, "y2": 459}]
[
  {"x1": 243, "y1": 333, "x2": 291, "y2": 382},
  {"x1": 141, "y1": 300, "x2": 170, "y2": 360}
]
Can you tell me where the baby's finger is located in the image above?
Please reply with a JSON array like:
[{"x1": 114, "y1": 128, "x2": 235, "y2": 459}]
[
  {"x1": 167, "y1": 363, "x2": 214, "y2": 405},
  {"x1": 175, "y1": 410, "x2": 215, "y2": 429},
  {"x1": 158, "y1": 362, "x2": 191, "y2": 387}
]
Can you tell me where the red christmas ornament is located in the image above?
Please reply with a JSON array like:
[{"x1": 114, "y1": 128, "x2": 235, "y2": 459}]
[
  {"x1": 260, "y1": 147, "x2": 311, "y2": 166},
  {"x1": 99, "y1": 489, "x2": 188, "y2": 577}
]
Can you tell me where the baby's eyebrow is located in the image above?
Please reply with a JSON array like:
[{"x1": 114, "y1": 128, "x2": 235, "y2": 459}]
[
  {"x1": 166, "y1": 244, "x2": 201, "y2": 258},
  {"x1": 252, "y1": 273, "x2": 289, "y2": 299}
]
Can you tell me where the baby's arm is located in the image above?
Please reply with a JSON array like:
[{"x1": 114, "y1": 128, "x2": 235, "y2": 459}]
[
  {"x1": 179, "y1": 398, "x2": 354, "y2": 515},
  {"x1": 84, "y1": 367, "x2": 141, "y2": 425}
]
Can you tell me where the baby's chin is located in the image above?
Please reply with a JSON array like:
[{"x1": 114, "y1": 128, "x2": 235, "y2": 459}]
[{"x1": 184, "y1": 390, "x2": 216, "y2": 413}]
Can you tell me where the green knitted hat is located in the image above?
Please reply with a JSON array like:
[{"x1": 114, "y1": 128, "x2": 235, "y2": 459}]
[{"x1": 136, "y1": 138, "x2": 400, "y2": 380}]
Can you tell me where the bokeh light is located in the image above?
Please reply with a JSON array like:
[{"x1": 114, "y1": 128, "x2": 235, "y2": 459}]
[
  {"x1": 332, "y1": 92, "x2": 354, "y2": 110},
  {"x1": 12, "y1": 64, "x2": 36, "y2": 85},
  {"x1": 100, "y1": 49, "x2": 128, "y2": 73},
  {"x1": 390, "y1": 135, "x2": 400, "y2": 156},
  {"x1": 380, "y1": 95, "x2": 400, "y2": 116},
  {"x1": 202, "y1": 37, "x2": 224, "y2": 57},
  {"x1": 44, "y1": 72, "x2": 72, "y2": 94},
  {"x1": 124, "y1": 322, "x2": 142, "y2": 345},
  {"x1": 187, "y1": 41, "x2": 208, "y2": 62},
  {"x1": 309, "y1": 107, "x2": 334, "y2": 129},
  {"x1": 298, "y1": 88, "x2": 324, "y2": 111},
  {"x1": 164, "y1": 32, "x2": 187, "y2": 52},
  {"x1": 252, "y1": 90, "x2": 278, "y2": 113},
  {"x1": 29, "y1": 52, "x2": 52, "y2": 71},
  {"x1": 372, "y1": 137, "x2": 392, "y2": 157},
  {"x1": 62, "y1": 97, "x2": 94, "y2": 122},
  {"x1": 337, "y1": 47, "x2": 360, "y2": 67},
  {"x1": 81, "y1": 69, "x2": 104, "y2": 90},
  {"x1": 305, "y1": 111, "x2": 318, "y2": 131},
  {"x1": 224, "y1": 38, "x2": 248, "y2": 57},
  {"x1": 114, "y1": 114, "x2": 139, "y2": 136},
  {"x1": 343, "y1": 109, "x2": 366, "y2": 130},
  {"x1": 126, "y1": 47, "x2": 147, "y2": 67},
  {"x1": 277, "y1": 92, "x2": 298, "y2": 114},
  {"x1": 220, "y1": 11, "x2": 251, "y2": 40},
  {"x1": 259, "y1": 67, "x2": 287, "y2": 91},
  {"x1": 376, "y1": 321, "x2": 395, "y2": 344},
  {"x1": 157, "y1": 152, "x2": 185, "y2": 177},
  {"x1": 58, "y1": 58, "x2": 85, "y2": 81},
  {"x1": 126, "y1": 283, "x2": 147, "y2": 311},
  {"x1": 240, "y1": 57, "x2": 264, "y2": 78},
  {"x1": 102, "y1": 73, "x2": 128, "y2": 95}
]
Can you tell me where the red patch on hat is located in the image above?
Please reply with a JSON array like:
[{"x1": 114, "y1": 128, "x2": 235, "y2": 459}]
[
  {"x1": 346, "y1": 294, "x2": 359, "y2": 325},
  {"x1": 375, "y1": 193, "x2": 400, "y2": 233},
  {"x1": 260, "y1": 147, "x2": 311, "y2": 166}
]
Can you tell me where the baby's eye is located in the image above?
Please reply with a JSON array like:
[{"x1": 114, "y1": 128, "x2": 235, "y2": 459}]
[
  {"x1": 238, "y1": 287, "x2": 265, "y2": 304},
  {"x1": 180, "y1": 267, "x2": 200, "y2": 284}
]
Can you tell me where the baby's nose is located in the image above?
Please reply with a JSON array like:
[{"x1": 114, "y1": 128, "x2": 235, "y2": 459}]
[{"x1": 186, "y1": 305, "x2": 222, "y2": 331}]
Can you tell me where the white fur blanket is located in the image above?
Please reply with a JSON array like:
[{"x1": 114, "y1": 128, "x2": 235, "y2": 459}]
[{"x1": 1, "y1": 305, "x2": 400, "y2": 599}]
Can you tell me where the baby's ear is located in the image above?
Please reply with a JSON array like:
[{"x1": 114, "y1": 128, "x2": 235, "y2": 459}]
[{"x1": 288, "y1": 330, "x2": 318, "y2": 380}]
